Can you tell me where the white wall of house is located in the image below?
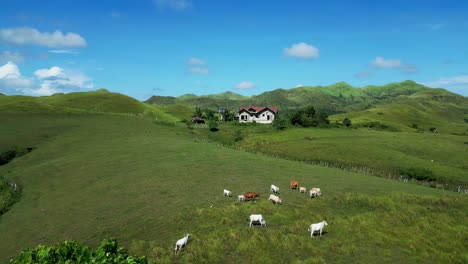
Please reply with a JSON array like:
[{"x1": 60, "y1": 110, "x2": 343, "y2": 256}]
[{"x1": 238, "y1": 110, "x2": 275, "y2": 124}]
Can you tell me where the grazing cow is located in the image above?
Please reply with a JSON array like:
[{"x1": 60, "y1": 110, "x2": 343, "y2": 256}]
[
  {"x1": 309, "y1": 189, "x2": 320, "y2": 198},
  {"x1": 174, "y1": 234, "x2": 190, "y2": 253},
  {"x1": 249, "y1": 214, "x2": 267, "y2": 227},
  {"x1": 308, "y1": 221, "x2": 328, "y2": 237},
  {"x1": 244, "y1": 192, "x2": 259, "y2": 201},
  {"x1": 271, "y1": 184, "x2": 280, "y2": 194},
  {"x1": 312, "y1": 188, "x2": 322, "y2": 196},
  {"x1": 224, "y1": 189, "x2": 232, "y2": 197},
  {"x1": 290, "y1": 181, "x2": 299, "y2": 189},
  {"x1": 268, "y1": 194, "x2": 282, "y2": 204},
  {"x1": 299, "y1": 187, "x2": 307, "y2": 193},
  {"x1": 237, "y1": 194, "x2": 245, "y2": 202}
]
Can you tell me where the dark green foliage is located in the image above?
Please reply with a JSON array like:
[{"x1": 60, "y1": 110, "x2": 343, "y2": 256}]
[
  {"x1": 399, "y1": 167, "x2": 436, "y2": 181},
  {"x1": 0, "y1": 146, "x2": 33, "y2": 165},
  {"x1": 464, "y1": 118, "x2": 468, "y2": 123},
  {"x1": 343, "y1": 117, "x2": 352, "y2": 127},
  {"x1": 429, "y1": 127, "x2": 438, "y2": 133},
  {"x1": 10, "y1": 239, "x2": 147, "y2": 264},
  {"x1": 272, "y1": 115, "x2": 288, "y2": 130},
  {"x1": 223, "y1": 109, "x2": 236, "y2": 121},
  {"x1": 193, "y1": 107, "x2": 203, "y2": 118},
  {"x1": 410, "y1": 123, "x2": 418, "y2": 129},
  {"x1": 208, "y1": 119, "x2": 219, "y2": 132},
  {"x1": 289, "y1": 106, "x2": 329, "y2": 127}
]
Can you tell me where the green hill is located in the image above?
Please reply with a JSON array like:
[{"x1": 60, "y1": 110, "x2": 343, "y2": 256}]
[
  {"x1": 0, "y1": 90, "x2": 178, "y2": 122},
  {"x1": 145, "y1": 81, "x2": 468, "y2": 134},
  {"x1": 0, "y1": 113, "x2": 466, "y2": 263},
  {"x1": 331, "y1": 88, "x2": 468, "y2": 135}
]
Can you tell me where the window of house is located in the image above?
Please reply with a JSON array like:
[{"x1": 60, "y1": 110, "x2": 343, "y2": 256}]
[{"x1": 267, "y1": 115, "x2": 271, "y2": 120}]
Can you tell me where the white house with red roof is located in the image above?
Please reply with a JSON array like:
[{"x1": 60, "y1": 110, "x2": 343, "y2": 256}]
[{"x1": 237, "y1": 106, "x2": 278, "y2": 124}]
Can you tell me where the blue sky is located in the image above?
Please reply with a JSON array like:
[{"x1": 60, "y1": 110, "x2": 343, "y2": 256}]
[{"x1": 0, "y1": 0, "x2": 467, "y2": 100}]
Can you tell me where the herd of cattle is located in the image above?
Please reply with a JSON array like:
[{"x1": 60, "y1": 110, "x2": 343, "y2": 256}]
[{"x1": 174, "y1": 180, "x2": 327, "y2": 254}]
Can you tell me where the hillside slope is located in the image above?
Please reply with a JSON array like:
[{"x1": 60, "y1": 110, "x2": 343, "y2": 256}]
[
  {"x1": 0, "y1": 114, "x2": 466, "y2": 263},
  {"x1": 0, "y1": 90, "x2": 178, "y2": 122}
]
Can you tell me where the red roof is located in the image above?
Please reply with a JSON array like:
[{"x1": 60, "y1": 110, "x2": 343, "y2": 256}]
[{"x1": 239, "y1": 106, "x2": 278, "y2": 114}]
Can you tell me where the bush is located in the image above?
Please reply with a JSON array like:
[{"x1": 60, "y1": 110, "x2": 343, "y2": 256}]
[
  {"x1": 208, "y1": 119, "x2": 219, "y2": 132},
  {"x1": 10, "y1": 239, "x2": 147, "y2": 264},
  {"x1": 272, "y1": 116, "x2": 288, "y2": 130},
  {"x1": 398, "y1": 167, "x2": 436, "y2": 181},
  {"x1": 342, "y1": 118, "x2": 352, "y2": 127}
]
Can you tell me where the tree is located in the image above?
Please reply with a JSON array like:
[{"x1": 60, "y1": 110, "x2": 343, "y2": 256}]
[
  {"x1": 208, "y1": 119, "x2": 219, "y2": 132},
  {"x1": 343, "y1": 117, "x2": 352, "y2": 127},
  {"x1": 193, "y1": 107, "x2": 203, "y2": 118},
  {"x1": 224, "y1": 109, "x2": 236, "y2": 121},
  {"x1": 272, "y1": 115, "x2": 288, "y2": 130}
]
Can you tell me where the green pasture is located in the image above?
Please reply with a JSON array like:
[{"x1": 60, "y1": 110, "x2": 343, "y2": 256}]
[{"x1": 0, "y1": 114, "x2": 467, "y2": 263}]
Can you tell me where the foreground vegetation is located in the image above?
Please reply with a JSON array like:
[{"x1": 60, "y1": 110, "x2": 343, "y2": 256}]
[
  {"x1": 11, "y1": 239, "x2": 147, "y2": 264},
  {"x1": 1, "y1": 113, "x2": 467, "y2": 263}
]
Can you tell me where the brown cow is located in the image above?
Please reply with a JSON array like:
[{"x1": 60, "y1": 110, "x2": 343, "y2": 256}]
[
  {"x1": 290, "y1": 180, "x2": 299, "y2": 189},
  {"x1": 243, "y1": 192, "x2": 259, "y2": 201}
]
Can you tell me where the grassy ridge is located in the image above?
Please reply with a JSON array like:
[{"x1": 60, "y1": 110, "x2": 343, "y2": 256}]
[
  {"x1": 0, "y1": 114, "x2": 466, "y2": 263},
  {"x1": 0, "y1": 90, "x2": 178, "y2": 122}
]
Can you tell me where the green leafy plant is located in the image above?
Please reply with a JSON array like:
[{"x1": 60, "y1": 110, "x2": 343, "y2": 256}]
[{"x1": 10, "y1": 239, "x2": 147, "y2": 264}]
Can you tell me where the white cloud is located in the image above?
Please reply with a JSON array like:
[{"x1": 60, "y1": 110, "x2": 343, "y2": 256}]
[
  {"x1": 370, "y1": 57, "x2": 418, "y2": 73},
  {"x1": 187, "y1": 57, "x2": 206, "y2": 66},
  {"x1": 0, "y1": 61, "x2": 36, "y2": 93},
  {"x1": 284, "y1": 42, "x2": 319, "y2": 59},
  {"x1": 355, "y1": 71, "x2": 374, "y2": 79},
  {"x1": 153, "y1": 0, "x2": 192, "y2": 10},
  {"x1": 296, "y1": 84, "x2": 304, "y2": 87},
  {"x1": 189, "y1": 67, "x2": 209, "y2": 74},
  {"x1": 0, "y1": 27, "x2": 87, "y2": 48},
  {"x1": 187, "y1": 57, "x2": 208, "y2": 74},
  {"x1": 371, "y1": 57, "x2": 401, "y2": 69},
  {"x1": 34, "y1": 66, "x2": 93, "y2": 95},
  {"x1": 421, "y1": 75, "x2": 468, "y2": 88},
  {"x1": 48, "y1": 49, "x2": 78, "y2": 55},
  {"x1": 234, "y1": 81, "x2": 255, "y2": 90},
  {"x1": 0, "y1": 62, "x2": 94, "y2": 96},
  {"x1": 34, "y1": 66, "x2": 66, "y2": 80},
  {"x1": 0, "y1": 51, "x2": 24, "y2": 63}
]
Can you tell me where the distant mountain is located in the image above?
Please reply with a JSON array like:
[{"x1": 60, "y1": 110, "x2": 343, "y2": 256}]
[
  {"x1": 144, "y1": 81, "x2": 467, "y2": 134},
  {"x1": 0, "y1": 90, "x2": 178, "y2": 122},
  {"x1": 145, "y1": 80, "x2": 455, "y2": 112}
]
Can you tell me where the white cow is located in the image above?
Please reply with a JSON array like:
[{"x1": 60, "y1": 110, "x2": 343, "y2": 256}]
[
  {"x1": 308, "y1": 221, "x2": 328, "y2": 237},
  {"x1": 174, "y1": 234, "x2": 190, "y2": 253},
  {"x1": 249, "y1": 214, "x2": 267, "y2": 227},
  {"x1": 309, "y1": 188, "x2": 321, "y2": 198},
  {"x1": 223, "y1": 189, "x2": 232, "y2": 197},
  {"x1": 270, "y1": 184, "x2": 280, "y2": 194},
  {"x1": 268, "y1": 194, "x2": 282, "y2": 204},
  {"x1": 299, "y1": 187, "x2": 307, "y2": 193},
  {"x1": 237, "y1": 194, "x2": 245, "y2": 202}
]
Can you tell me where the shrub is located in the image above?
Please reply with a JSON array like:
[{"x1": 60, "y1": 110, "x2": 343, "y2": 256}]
[
  {"x1": 208, "y1": 119, "x2": 219, "y2": 132},
  {"x1": 10, "y1": 239, "x2": 147, "y2": 264},
  {"x1": 398, "y1": 167, "x2": 436, "y2": 181},
  {"x1": 272, "y1": 116, "x2": 288, "y2": 130},
  {"x1": 342, "y1": 118, "x2": 352, "y2": 127}
]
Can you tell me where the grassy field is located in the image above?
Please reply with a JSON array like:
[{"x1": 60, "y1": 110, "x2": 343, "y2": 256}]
[
  {"x1": 0, "y1": 113, "x2": 467, "y2": 263},
  {"x1": 193, "y1": 123, "x2": 468, "y2": 187}
]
